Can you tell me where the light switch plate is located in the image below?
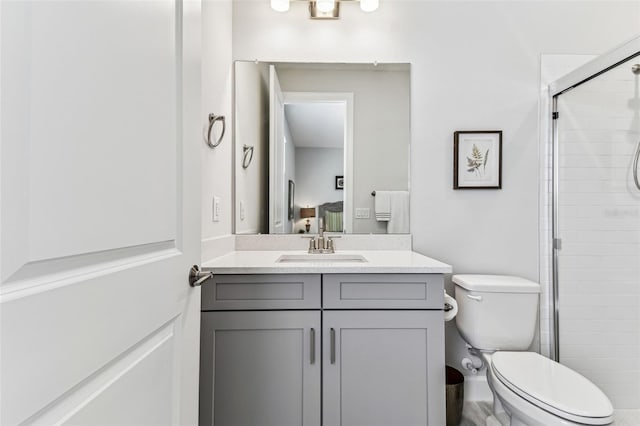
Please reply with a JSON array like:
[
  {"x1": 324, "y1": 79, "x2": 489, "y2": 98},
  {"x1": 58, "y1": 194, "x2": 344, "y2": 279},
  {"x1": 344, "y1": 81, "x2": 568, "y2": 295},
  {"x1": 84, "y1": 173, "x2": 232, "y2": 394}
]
[
  {"x1": 213, "y1": 196, "x2": 221, "y2": 222},
  {"x1": 355, "y1": 208, "x2": 370, "y2": 219}
]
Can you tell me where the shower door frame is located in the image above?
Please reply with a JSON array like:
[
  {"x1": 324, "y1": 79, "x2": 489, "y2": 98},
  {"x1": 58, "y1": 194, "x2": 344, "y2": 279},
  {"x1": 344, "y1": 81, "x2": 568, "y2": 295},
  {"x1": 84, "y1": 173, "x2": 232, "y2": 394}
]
[{"x1": 548, "y1": 35, "x2": 640, "y2": 362}]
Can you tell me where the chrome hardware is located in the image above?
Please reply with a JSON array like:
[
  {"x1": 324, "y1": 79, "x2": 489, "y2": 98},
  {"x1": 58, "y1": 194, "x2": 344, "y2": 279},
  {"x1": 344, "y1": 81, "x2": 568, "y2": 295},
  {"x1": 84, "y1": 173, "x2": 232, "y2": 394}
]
[
  {"x1": 466, "y1": 294, "x2": 483, "y2": 302},
  {"x1": 553, "y1": 238, "x2": 562, "y2": 250},
  {"x1": 188, "y1": 265, "x2": 213, "y2": 287},
  {"x1": 326, "y1": 237, "x2": 336, "y2": 252},
  {"x1": 205, "y1": 114, "x2": 225, "y2": 149},
  {"x1": 330, "y1": 328, "x2": 336, "y2": 364},
  {"x1": 310, "y1": 328, "x2": 316, "y2": 365},
  {"x1": 633, "y1": 139, "x2": 640, "y2": 191},
  {"x1": 242, "y1": 145, "x2": 254, "y2": 169},
  {"x1": 444, "y1": 303, "x2": 454, "y2": 312},
  {"x1": 302, "y1": 216, "x2": 340, "y2": 253},
  {"x1": 302, "y1": 235, "x2": 340, "y2": 254},
  {"x1": 301, "y1": 235, "x2": 316, "y2": 252}
]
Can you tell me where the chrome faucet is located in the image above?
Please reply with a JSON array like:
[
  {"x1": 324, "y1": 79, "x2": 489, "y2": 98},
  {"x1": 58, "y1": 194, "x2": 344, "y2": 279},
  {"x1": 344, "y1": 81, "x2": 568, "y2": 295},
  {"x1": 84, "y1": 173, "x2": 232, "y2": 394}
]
[{"x1": 303, "y1": 218, "x2": 340, "y2": 253}]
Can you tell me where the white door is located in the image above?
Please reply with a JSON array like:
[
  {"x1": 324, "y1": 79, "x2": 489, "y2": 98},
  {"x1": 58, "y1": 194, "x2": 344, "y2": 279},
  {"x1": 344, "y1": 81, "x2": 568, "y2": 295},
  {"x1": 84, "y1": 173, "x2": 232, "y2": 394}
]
[
  {"x1": 200, "y1": 311, "x2": 321, "y2": 426},
  {"x1": 269, "y1": 65, "x2": 286, "y2": 234},
  {"x1": 1, "y1": 1, "x2": 202, "y2": 425}
]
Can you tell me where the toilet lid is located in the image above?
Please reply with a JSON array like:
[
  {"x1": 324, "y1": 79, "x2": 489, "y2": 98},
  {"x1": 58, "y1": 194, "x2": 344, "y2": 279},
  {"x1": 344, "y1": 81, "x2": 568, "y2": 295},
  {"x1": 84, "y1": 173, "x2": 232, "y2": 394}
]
[{"x1": 491, "y1": 352, "x2": 613, "y2": 422}]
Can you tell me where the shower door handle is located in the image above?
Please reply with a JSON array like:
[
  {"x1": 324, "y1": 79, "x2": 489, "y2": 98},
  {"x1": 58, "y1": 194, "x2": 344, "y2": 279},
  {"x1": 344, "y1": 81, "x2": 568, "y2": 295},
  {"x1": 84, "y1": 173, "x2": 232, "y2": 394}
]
[{"x1": 633, "y1": 139, "x2": 640, "y2": 191}]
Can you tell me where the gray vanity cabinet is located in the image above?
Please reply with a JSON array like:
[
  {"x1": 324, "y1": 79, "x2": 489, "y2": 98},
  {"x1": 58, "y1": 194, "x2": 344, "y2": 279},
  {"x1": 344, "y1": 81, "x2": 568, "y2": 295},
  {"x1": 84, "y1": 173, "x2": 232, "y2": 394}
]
[
  {"x1": 323, "y1": 310, "x2": 445, "y2": 426},
  {"x1": 200, "y1": 273, "x2": 445, "y2": 426},
  {"x1": 199, "y1": 311, "x2": 321, "y2": 426}
]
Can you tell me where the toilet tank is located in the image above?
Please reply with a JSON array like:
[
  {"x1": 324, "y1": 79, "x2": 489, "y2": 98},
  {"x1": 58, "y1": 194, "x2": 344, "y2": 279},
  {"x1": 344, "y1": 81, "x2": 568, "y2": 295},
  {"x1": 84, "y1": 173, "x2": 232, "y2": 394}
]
[{"x1": 452, "y1": 275, "x2": 540, "y2": 351}]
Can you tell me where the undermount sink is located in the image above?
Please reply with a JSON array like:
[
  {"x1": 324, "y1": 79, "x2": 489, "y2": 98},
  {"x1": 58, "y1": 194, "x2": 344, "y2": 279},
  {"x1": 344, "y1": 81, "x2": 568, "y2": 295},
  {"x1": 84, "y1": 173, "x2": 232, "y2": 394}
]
[{"x1": 276, "y1": 254, "x2": 368, "y2": 263}]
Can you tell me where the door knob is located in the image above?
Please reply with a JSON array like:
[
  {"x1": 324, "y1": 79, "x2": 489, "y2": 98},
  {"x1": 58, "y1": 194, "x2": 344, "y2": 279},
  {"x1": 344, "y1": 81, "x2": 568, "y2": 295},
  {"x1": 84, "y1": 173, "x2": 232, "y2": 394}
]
[{"x1": 188, "y1": 265, "x2": 213, "y2": 287}]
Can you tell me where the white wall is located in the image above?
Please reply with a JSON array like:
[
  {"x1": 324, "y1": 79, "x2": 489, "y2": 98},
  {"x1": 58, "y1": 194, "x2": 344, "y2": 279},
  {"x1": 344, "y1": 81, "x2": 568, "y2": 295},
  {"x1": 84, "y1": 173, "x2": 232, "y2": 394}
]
[
  {"x1": 294, "y1": 147, "x2": 344, "y2": 233},
  {"x1": 278, "y1": 67, "x2": 410, "y2": 233},
  {"x1": 232, "y1": 0, "x2": 640, "y2": 378},
  {"x1": 201, "y1": 0, "x2": 233, "y2": 252}
]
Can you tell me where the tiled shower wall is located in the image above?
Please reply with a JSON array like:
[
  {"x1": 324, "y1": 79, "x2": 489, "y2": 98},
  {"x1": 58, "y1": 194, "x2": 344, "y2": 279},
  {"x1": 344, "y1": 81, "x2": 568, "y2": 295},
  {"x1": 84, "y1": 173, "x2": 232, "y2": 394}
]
[{"x1": 540, "y1": 55, "x2": 640, "y2": 409}]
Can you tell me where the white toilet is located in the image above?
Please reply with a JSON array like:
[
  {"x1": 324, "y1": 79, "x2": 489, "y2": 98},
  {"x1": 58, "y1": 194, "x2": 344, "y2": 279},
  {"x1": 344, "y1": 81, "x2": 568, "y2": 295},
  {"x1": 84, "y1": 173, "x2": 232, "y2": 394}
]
[{"x1": 453, "y1": 274, "x2": 614, "y2": 426}]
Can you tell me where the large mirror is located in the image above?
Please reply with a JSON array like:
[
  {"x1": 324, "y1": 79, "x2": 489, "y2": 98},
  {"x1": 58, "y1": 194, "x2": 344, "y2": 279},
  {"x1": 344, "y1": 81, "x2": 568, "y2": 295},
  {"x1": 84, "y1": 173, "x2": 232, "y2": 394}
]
[{"x1": 234, "y1": 61, "x2": 410, "y2": 235}]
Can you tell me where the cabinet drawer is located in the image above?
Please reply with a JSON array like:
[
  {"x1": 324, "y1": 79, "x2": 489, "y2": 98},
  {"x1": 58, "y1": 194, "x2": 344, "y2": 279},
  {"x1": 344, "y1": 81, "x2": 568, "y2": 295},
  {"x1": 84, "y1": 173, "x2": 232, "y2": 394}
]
[
  {"x1": 323, "y1": 274, "x2": 443, "y2": 309},
  {"x1": 202, "y1": 274, "x2": 321, "y2": 310}
]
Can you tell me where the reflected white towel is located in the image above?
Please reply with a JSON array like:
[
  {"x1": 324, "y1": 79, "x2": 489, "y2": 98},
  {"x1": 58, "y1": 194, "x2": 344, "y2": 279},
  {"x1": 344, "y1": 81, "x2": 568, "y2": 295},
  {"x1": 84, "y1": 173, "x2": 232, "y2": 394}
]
[
  {"x1": 374, "y1": 191, "x2": 391, "y2": 222},
  {"x1": 387, "y1": 191, "x2": 409, "y2": 234}
]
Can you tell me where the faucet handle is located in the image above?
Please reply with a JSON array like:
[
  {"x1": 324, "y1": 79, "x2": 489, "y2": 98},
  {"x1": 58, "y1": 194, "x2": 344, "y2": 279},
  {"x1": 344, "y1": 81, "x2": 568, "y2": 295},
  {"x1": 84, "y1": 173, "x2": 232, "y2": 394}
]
[
  {"x1": 326, "y1": 238, "x2": 335, "y2": 252},
  {"x1": 326, "y1": 236, "x2": 340, "y2": 252},
  {"x1": 301, "y1": 235, "x2": 316, "y2": 251}
]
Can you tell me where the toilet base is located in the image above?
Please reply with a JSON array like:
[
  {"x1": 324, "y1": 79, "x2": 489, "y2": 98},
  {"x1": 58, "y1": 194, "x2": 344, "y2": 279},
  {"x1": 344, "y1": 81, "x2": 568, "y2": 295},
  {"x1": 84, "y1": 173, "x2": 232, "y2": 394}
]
[{"x1": 486, "y1": 363, "x2": 612, "y2": 426}]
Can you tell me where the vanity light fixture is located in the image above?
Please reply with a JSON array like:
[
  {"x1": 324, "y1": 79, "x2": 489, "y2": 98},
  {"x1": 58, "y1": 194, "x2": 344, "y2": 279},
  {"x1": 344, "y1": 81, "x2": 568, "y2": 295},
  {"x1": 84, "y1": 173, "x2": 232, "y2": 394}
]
[
  {"x1": 271, "y1": 0, "x2": 290, "y2": 12},
  {"x1": 309, "y1": 0, "x2": 339, "y2": 19},
  {"x1": 271, "y1": 0, "x2": 379, "y2": 19},
  {"x1": 359, "y1": 0, "x2": 378, "y2": 12}
]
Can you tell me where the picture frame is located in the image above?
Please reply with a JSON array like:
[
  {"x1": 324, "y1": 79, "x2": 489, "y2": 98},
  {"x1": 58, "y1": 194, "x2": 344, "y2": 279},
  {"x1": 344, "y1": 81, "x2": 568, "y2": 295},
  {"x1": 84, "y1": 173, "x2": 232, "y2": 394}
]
[
  {"x1": 288, "y1": 180, "x2": 295, "y2": 220},
  {"x1": 335, "y1": 175, "x2": 344, "y2": 190},
  {"x1": 453, "y1": 131, "x2": 502, "y2": 189}
]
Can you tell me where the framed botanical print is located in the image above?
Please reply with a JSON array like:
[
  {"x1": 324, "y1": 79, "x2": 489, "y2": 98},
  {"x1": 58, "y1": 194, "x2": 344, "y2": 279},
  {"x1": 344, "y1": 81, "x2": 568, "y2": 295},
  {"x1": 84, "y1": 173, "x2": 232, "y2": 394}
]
[{"x1": 453, "y1": 131, "x2": 502, "y2": 189}]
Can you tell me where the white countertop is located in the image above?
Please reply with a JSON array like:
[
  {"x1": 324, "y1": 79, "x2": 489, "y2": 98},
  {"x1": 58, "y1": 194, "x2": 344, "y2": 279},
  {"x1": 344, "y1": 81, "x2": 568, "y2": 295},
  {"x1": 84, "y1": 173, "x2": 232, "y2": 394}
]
[{"x1": 202, "y1": 250, "x2": 452, "y2": 274}]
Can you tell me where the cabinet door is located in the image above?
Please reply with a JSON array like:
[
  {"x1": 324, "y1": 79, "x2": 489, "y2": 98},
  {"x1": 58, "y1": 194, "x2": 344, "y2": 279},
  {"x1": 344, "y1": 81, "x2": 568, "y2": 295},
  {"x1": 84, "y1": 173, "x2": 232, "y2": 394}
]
[
  {"x1": 323, "y1": 311, "x2": 445, "y2": 426},
  {"x1": 200, "y1": 311, "x2": 321, "y2": 426}
]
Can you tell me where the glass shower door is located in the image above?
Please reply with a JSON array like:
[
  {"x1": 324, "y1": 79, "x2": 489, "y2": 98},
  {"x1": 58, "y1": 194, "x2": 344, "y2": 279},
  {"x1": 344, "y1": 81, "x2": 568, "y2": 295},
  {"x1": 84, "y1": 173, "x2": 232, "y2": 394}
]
[{"x1": 554, "y1": 55, "x2": 640, "y2": 410}]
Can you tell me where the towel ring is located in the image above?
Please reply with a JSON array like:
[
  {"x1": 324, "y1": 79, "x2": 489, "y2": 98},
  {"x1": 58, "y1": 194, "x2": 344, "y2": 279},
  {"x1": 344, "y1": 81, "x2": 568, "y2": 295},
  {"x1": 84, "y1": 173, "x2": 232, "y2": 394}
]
[
  {"x1": 242, "y1": 145, "x2": 254, "y2": 169},
  {"x1": 205, "y1": 114, "x2": 225, "y2": 149}
]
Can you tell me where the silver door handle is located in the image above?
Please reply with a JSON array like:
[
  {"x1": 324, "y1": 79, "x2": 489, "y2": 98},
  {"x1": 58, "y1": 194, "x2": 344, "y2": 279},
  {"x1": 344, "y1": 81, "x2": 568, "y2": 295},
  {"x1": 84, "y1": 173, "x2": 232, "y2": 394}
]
[
  {"x1": 188, "y1": 265, "x2": 213, "y2": 287},
  {"x1": 310, "y1": 328, "x2": 316, "y2": 365},
  {"x1": 466, "y1": 294, "x2": 483, "y2": 302},
  {"x1": 330, "y1": 328, "x2": 336, "y2": 364}
]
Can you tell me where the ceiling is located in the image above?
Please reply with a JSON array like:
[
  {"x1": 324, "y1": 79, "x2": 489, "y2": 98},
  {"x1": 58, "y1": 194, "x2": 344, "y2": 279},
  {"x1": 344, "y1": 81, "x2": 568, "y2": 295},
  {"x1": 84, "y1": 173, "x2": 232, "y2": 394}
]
[{"x1": 284, "y1": 102, "x2": 345, "y2": 149}]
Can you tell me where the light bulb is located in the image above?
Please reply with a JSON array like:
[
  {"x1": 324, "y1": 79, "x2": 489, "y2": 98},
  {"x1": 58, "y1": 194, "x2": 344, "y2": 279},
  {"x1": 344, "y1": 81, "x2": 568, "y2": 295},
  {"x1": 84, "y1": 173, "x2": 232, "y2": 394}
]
[
  {"x1": 316, "y1": 0, "x2": 335, "y2": 13},
  {"x1": 271, "y1": 0, "x2": 290, "y2": 12},
  {"x1": 360, "y1": 0, "x2": 378, "y2": 12}
]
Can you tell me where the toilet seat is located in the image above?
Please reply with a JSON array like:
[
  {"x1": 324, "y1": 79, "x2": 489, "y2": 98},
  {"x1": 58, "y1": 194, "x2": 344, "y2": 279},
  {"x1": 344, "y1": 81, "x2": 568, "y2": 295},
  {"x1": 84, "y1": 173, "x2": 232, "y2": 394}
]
[{"x1": 491, "y1": 352, "x2": 614, "y2": 425}]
